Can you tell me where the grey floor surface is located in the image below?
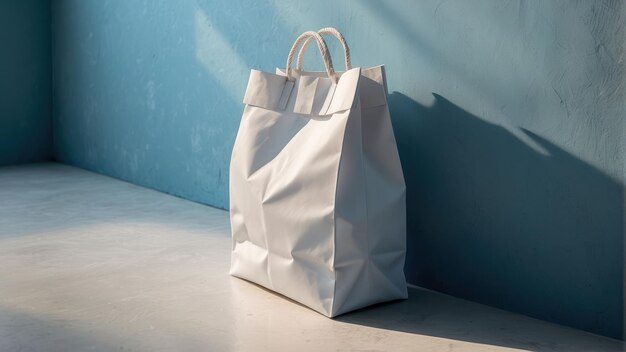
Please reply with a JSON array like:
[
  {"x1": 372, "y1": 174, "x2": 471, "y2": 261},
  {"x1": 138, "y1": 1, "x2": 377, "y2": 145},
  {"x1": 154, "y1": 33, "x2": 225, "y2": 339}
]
[{"x1": 0, "y1": 163, "x2": 622, "y2": 352}]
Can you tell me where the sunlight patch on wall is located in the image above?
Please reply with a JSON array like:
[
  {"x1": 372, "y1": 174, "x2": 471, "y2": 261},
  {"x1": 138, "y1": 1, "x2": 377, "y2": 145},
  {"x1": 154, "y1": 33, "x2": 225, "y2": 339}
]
[{"x1": 195, "y1": 8, "x2": 247, "y2": 101}]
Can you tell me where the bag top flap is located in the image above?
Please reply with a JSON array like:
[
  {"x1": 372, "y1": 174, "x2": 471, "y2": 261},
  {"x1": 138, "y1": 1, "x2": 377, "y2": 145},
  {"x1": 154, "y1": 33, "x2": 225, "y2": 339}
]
[
  {"x1": 276, "y1": 65, "x2": 389, "y2": 109},
  {"x1": 243, "y1": 68, "x2": 362, "y2": 116},
  {"x1": 359, "y1": 65, "x2": 388, "y2": 108}
]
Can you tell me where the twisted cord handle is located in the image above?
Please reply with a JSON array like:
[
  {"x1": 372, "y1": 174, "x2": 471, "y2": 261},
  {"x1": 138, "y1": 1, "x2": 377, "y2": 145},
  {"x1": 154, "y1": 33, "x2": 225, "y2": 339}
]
[
  {"x1": 286, "y1": 31, "x2": 336, "y2": 83},
  {"x1": 297, "y1": 27, "x2": 351, "y2": 72}
]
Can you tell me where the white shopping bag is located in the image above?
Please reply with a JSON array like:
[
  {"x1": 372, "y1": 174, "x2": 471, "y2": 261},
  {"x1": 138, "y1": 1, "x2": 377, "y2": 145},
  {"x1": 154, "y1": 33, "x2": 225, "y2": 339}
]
[{"x1": 230, "y1": 28, "x2": 407, "y2": 317}]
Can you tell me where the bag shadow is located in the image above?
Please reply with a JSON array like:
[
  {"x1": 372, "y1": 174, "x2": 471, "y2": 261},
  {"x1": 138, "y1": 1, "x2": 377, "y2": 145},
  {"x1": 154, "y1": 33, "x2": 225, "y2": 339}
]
[{"x1": 334, "y1": 91, "x2": 624, "y2": 346}]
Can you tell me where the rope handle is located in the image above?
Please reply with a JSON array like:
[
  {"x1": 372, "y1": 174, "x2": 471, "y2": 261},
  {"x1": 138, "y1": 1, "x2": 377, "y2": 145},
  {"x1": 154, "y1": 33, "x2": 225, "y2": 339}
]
[
  {"x1": 286, "y1": 31, "x2": 337, "y2": 83},
  {"x1": 297, "y1": 27, "x2": 351, "y2": 72}
]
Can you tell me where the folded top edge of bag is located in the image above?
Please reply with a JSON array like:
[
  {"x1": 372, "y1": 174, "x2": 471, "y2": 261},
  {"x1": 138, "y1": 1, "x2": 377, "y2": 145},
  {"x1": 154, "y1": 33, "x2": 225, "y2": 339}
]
[{"x1": 242, "y1": 66, "x2": 387, "y2": 116}]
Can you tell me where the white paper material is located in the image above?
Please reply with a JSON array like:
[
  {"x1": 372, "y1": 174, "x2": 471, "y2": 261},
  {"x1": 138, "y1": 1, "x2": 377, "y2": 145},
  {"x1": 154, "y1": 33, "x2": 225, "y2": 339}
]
[{"x1": 230, "y1": 63, "x2": 407, "y2": 317}]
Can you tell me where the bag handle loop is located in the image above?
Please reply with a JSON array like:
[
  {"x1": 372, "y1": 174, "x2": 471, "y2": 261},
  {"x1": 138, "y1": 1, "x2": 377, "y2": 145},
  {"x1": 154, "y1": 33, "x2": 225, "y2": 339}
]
[
  {"x1": 297, "y1": 28, "x2": 351, "y2": 72},
  {"x1": 286, "y1": 31, "x2": 337, "y2": 84}
]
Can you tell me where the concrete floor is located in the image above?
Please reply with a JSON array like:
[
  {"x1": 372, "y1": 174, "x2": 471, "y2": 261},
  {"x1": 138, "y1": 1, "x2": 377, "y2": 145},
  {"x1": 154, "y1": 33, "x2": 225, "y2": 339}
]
[{"x1": 0, "y1": 163, "x2": 622, "y2": 352}]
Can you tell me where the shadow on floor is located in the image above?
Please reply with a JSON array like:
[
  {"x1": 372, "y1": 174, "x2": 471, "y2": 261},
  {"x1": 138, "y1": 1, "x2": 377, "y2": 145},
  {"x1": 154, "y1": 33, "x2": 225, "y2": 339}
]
[
  {"x1": 0, "y1": 307, "x2": 218, "y2": 351},
  {"x1": 0, "y1": 162, "x2": 231, "y2": 240},
  {"x1": 0, "y1": 307, "x2": 120, "y2": 352},
  {"x1": 336, "y1": 286, "x2": 624, "y2": 352},
  {"x1": 232, "y1": 274, "x2": 623, "y2": 350},
  {"x1": 387, "y1": 92, "x2": 624, "y2": 340}
]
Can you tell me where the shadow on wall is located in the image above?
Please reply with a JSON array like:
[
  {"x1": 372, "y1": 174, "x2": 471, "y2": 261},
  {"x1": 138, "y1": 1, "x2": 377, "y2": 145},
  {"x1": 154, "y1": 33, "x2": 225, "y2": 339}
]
[{"x1": 387, "y1": 92, "x2": 624, "y2": 339}]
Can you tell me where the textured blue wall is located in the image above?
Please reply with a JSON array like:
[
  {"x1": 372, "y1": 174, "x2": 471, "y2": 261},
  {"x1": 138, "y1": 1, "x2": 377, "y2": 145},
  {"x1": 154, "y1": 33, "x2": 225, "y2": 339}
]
[
  {"x1": 0, "y1": 1, "x2": 52, "y2": 166},
  {"x1": 52, "y1": 0, "x2": 624, "y2": 339}
]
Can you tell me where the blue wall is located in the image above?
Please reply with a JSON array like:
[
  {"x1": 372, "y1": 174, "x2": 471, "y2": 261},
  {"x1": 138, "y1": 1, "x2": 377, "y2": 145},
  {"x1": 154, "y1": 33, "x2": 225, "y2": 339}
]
[
  {"x1": 0, "y1": 1, "x2": 52, "y2": 166},
  {"x1": 51, "y1": 0, "x2": 624, "y2": 339}
]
